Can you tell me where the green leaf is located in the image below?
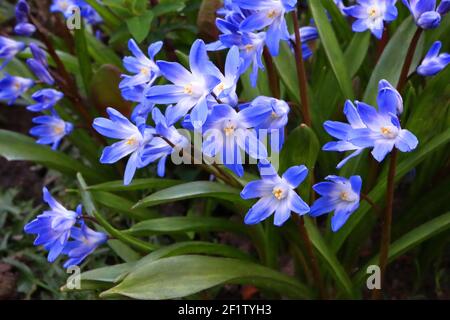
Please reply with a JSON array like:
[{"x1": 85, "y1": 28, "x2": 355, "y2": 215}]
[
  {"x1": 329, "y1": 128, "x2": 450, "y2": 252},
  {"x1": 86, "y1": 33, "x2": 122, "y2": 67},
  {"x1": 279, "y1": 124, "x2": 320, "y2": 200},
  {"x1": 0, "y1": 130, "x2": 103, "y2": 183},
  {"x1": 304, "y1": 218, "x2": 356, "y2": 298},
  {"x1": 309, "y1": 0, "x2": 354, "y2": 99},
  {"x1": 273, "y1": 41, "x2": 299, "y2": 102},
  {"x1": 152, "y1": 0, "x2": 187, "y2": 17},
  {"x1": 74, "y1": 21, "x2": 93, "y2": 93},
  {"x1": 353, "y1": 212, "x2": 450, "y2": 286},
  {"x1": 87, "y1": 178, "x2": 182, "y2": 192},
  {"x1": 345, "y1": 32, "x2": 371, "y2": 77},
  {"x1": 101, "y1": 255, "x2": 311, "y2": 299},
  {"x1": 133, "y1": 181, "x2": 247, "y2": 208},
  {"x1": 363, "y1": 17, "x2": 422, "y2": 105},
  {"x1": 126, "y1": 10, "x2": 154, "y2": 43},
  {"x1": 125, "y1": 217, "x2": 248, "y2": 236},
  {"x1": 90, "y1": 191, "x2": 159, "y2": 220}
]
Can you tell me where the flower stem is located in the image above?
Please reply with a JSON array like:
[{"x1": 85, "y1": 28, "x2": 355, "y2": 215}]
[
  {"x1": 372, "y1": 148, "x2": 398, "y2": 300},
  {"x1": 262, "y1": 47, "x2": 280, "y2": 99},
  {"x1": 291, "y1": 10, "x2": 312, "y2": 127},
  {"x1": 397, "y1": 28, "x2": 423, "y2": 93},
  {"x1": 295, "y1": 215, "x2": 326, "y2": 299},
  {"x1": 373, "y1": 28, "x2": 422, "y2": 299}
]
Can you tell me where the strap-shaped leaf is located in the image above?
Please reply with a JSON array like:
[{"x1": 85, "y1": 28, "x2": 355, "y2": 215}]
[
  {"x1": 87, "y1": 178, "x2": 182, "y2": 192},
  {"x1": 309, "y1": 0, "x2": 354, "y2": 99},
  {"x1": 353, "y1": 212, "x2": 450, "y2": 285},
  {"x1": 0, "y1": 130, "x2": 103, "y2": 183},
  {"x1": 133, "y1": 181, "x2": 247, "y2": 208},
  {"x1": 100, "y1": 255, "x2": 311, "y2": 299},
  {"x1": 125, "y1": 216, "x2": 248, "y2": 236}
]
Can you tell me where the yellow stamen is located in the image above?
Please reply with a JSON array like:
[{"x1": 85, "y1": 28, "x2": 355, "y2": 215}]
[
  {"x1": 140, "y1": 67, "x2": 150, "y2": 75},
  {"x1": 126, "y1": 137, "x2": 137, "y2": 145},
  {"x1": 381, "y1": 127, "x2": 391, "y2": 135},
  {"x1": 216, "y1": 83, "x2": 225, "y2": 93},
  {"x1": 184, "y1": 84, "x2": 193, "y2": 95},
  {"x1": 368, "y1": 7, "x2": 378, "y2": 18},
  {"x1": 340, "y1": 191, "x2": 350, "y2": 201},
  {"x1": 244, "y1": 44, "x2": 254, "y2": 52},
  {"x1": 267, "y1": 9, "x2": 277, "y2": 19},
  {"x1": 224, "y1": 124, "x2": 235, "y2": 136},
  {"x1": 273, "y1": 187, "x2": 284, "y2": 200}
]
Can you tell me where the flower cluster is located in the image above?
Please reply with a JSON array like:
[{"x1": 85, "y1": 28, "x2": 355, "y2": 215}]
[
  {"x1": 403, "y1": 0, "x2": 449, "y2": 29},
  {"x1": 206, "y1": 0, "x2": 318, "y2": 86},
  {"x1": 0, "y1": 1, "x2": 75, "y2": 149},
  {"x1": 24, "y1": 187, "x2": 107, "y2": 267}
]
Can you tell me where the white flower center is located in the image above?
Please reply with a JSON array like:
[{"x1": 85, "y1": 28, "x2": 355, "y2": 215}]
[
  {"x1": 380, "y1": 126, "x2": 398, "y2": 139},
  {"x1": 339, "y1": 191, "x2": 357, "y2": 202},
  {"x1": 272, "y1": 185, "x2": 287, "y2": 200},
  {"x1": 53, "y1": 124, "x2": 64, "y2": 135},
  {"x1": 223, "y1": 120, "x2": 236, "y2": 136}
]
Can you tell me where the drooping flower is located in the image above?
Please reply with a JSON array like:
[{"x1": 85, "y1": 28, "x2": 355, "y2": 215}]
[
  {"x1": 142, "y1": 107, "x2": 191, "y2": 177},
  {"x1": 323, "y1": 100, "x2": 367, "y2": 169},
  {"x1": 310, "y1": 175, "x2": 362, "y2": 232},
  {"x1": 201, "y1": 104, "x2": 270, "y2": 177},
  {"x1": 236, "y1": 0, "x2": 297, "y2": 56},
  {"x1": 120, "y1": 40, "x2": 163, "y2": 89},
  {"x1": 0, "y1": 74, "x2": 34, "y2": 105},
  {"x1": 62, "y1": 222, "x2": 107, "y2": 268},
  {"x1": 242, "y1": 96, "x2": 290, "y2": 152},
  {"x1": 24, "y1": 187, "x2": 81, "y2": 263},
  {"x1": 344, "y1": 0, "x2": 398, "y2": 39},
  {"x1": 26, "y1": 43, "x2": 54, "y2": 85},
  {"x1": 348, "y1": 101, "x2": 418, "y2": 162},
  {"x1": 0, "y1": 36, "x2": 26, "y2": 69},
  {"x1": 27, "y1": 89, "x2": 64, "y2": 112},
  {"x1": 146, "y1": 39, "x2": 221, "y2": 128},
  {"x1": 402, "y1": 0, "x2": 449, "y2": 29},
  {"x1": 417, "y1": 41, "x2": 450, "y2": 76},
  {"x1": 241, "y1": 160, "x2": 310, "y2": 226},
  {"x1": 93, "y1": 108, "x2": 155, "y2": 185},
  {"x1": 14, "y1": 0, "x2": 36, "y2": 36},
  {"x1": 30, "y1": 114, "x2": 74, "y2": 150},
  {"x1": 438, "y1": 0, "x2": 450, "y2": 14}
]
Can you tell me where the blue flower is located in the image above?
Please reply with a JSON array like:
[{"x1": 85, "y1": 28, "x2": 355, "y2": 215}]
[
  {"x1": 50, "y1": 0, "x2": 77, "y2": 18},
  {"x1": 241, "y1": 160, "x2": 310, "y2": 226},
  {"x1": 417, "y1": 41, "x2": 450, "y2": 76},
  {"x1": 93, "y1": 108, "x2": 155, "y2": 185},
  {"x1": 0, "y1": 36, "x2": 26, "y2": 69},
  {"x1": 30, "y1": 114, "x2": 74, "y2": 150},
  {"x1": 146, "y1": 39, "x2": 221, "y2": 128},
  {"x1": 201, "y1": 104, "x2": 270, "y2": 177},
  {"x1": 289, "y1": 26, "x2": 319, "y2": 60},
  {"x1": 348, "y1": 101, "x2": 418, "y2": 162},
  {"x1": 438, "y1": 0, "x2": 450, "y2": 14},
  {"x1": 0, "y1": 74, "x2": 34, "y2": 105},
  {"x1": 26, "y1": 43, "x2": 55, "y2": 85},
  {"x1": 62, "y1": 222, "x2": 107, "y2": 268},
  {"x1": 212, "y1": 46, "x2": 242, "y2": 106},
  {"x1": 24, "y1": 187, "x2": 81, "y2": 263},
  {"x1": 243, "y1": 96, "x2": 290, "y2": 152},
  {"x1": 402, "y1": 0, "x2": 448, "y2": 29},
  {"x1": 236, "y1": 0, "x2": 297, "y2": 56},
  {"x1": 27, "y1": 89, "x2": 64, "y2": 112},
  {"x1": 120, "y1": 40, "x2": 163, "y2": 89},
  {"x1": 323, "y1": 100, "x2": 367, "y2": 169},
  {"x1": 310, "y1": 175, "x2": 362, "y2": 232},
  {"x1": 334, "y1": 0, "x2": 349, "y2": 15},
  {"x1": 238, "y1": 32, "x2": 266, "y2": 87},
  {"x1": 142, "y1": 107, "x2": 191, "y2": 177},
  {"x1": 344, "y1": 0, "x2": 398, "y2": 39},
  {"x1": 76, "y1": 0, "x2": 103, "y2": 25},
  {"x1": 15, "y1": 0, "x2": 36, "y2": 36}
]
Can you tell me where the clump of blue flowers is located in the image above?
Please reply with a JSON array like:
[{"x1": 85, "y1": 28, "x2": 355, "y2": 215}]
[{"x1": 24, "y1": 188, "x2": 107, "y2": 266}]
